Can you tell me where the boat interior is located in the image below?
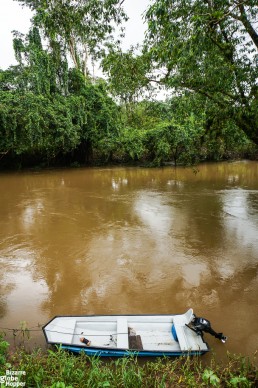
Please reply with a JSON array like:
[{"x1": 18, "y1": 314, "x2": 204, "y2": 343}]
[
  {"x1": 44, "y1": 310, "x2": 208, "y2": 352},
  {"x1": 73, "y1": 318, "x2": 181, "y2": 351}
]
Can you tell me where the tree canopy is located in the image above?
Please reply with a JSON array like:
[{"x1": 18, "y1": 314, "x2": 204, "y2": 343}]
[
  {"x1": 0, "y1": 0, "x2": 257, "y2": 168},
  {"x1": 14, "y1": 0, "x2": 127, "y2": 76},
  {"x1": 101, "y1": 45, "x2": 152, "y2": 105},
  {"x1": 145, "y1": 0, "x2": 258, "y2": 144}
]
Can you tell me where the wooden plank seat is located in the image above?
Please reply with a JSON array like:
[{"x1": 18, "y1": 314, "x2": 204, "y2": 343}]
[{"x1": 117, "y1": 318, "x2": 129, "y2": 349}]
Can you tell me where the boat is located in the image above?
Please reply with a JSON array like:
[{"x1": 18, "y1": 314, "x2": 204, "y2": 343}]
[{"x1": 42, "y1": 308, "x2": 227, "y2": 357}]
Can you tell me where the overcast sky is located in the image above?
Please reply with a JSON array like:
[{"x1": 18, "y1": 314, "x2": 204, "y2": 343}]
[{"x1": 0, "y1": 0, "x2": 150, "y2": 70}]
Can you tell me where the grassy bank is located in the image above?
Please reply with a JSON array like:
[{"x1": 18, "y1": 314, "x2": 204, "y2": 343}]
[{"x1": 0, "y1": 337, "x2": 257, "y2": 387}]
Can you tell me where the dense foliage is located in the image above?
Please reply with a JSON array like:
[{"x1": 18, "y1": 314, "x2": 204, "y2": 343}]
[
  {"x1": 0, "y1": 335, "x2": 257, "y2": 387},
  {"x1": 0, "y1": 0, "x2": 257, "y2": 168},
  {"x1": 145, "y1": 0, "x2": 258, "y2": 145}
]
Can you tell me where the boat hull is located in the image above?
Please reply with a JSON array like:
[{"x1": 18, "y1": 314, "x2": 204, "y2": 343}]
[
  {"x1": 60, "y1": 345, "x2": 208, "y2": 357},
  {"x1": 43, "y1": 310, "x2": 210, "y2": 357}
]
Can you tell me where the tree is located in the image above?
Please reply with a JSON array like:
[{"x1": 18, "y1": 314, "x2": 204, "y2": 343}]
[
  {"x1": 0, "y1": 91, "x2": 81, "y2": 159},
  {"x1": 14, "y1": 0, "x2": 128, "y2": 77},
  {"x1": 12, "y1": 26, "x2": 68, "y2": 95},
  {"x1": 0, "y1": 24, "x2": 121, "y2": 166},
  {"x1": 0, "y1": 1, "x2": 125, "y2": 167},
  {"x1": 145, "y1": 0, "x2": 258, "y2": 144},
  {"x1": 145, "y1": 112, "x2": 205, "y2": 166},
  {"x1": 102, "y1": 45, "x2": 152, "y2": 105},
  {"x1": 0, "y1": 81, "x2": 120, "y2": 166}
]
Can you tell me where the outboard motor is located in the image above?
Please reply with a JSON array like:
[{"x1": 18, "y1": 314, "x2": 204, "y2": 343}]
[{"x1": 186, "y1": 315, "x2": 227, "y2": 343}]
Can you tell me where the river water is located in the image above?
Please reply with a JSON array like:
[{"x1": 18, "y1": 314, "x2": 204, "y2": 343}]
[{"x1": 0, "y1": 161, "x2": 257, "y2": 360}]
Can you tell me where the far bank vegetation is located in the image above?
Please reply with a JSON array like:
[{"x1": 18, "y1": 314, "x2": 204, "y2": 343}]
[{"x1": 0, "y1": 0, "x2": 257, "y2": 169}]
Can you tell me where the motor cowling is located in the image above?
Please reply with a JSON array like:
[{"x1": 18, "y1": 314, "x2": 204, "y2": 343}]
[
  {"x1": 188, "y1": 315, "x2": 227, "y2": 343},
  {"x1": 192, "y1": 317, "x2": 211, "y2": 332}
]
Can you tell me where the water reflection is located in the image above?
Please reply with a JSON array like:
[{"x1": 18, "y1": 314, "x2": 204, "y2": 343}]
[
  {"x1": 134, "y1": 191, "x2": 172, "y2": 235},
  {"x1": 222, "y1": 189, "x2": 258, "y2": 263},
  {"x1": 0, "y1": 162, "x2": 257, "y2": 358},
  {"x1": 111, "y1": 177, "x2": 128, "y2": 191}
]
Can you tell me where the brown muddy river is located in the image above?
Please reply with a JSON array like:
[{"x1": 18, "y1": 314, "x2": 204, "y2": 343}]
[{"x1": 0, "y1": 161, "x2": 257, "y2": 360}]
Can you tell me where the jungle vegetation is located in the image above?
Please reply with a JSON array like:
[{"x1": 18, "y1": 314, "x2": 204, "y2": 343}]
[{"x1": 0, "y1": 0, "x2": 257, "y2": 168}]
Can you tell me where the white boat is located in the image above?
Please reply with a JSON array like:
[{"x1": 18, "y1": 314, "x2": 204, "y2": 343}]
[{"x1": 43, "y1": 308, "x2": 226, "y2": 357}]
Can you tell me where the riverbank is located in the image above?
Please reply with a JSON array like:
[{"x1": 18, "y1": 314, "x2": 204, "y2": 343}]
[{"x1": 0, "y1": 336, "x2": 257, "y2": 387}]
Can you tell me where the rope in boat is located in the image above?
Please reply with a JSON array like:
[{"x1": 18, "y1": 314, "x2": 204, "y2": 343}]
[
  {"x1": 0, "y1": 326, "x2": 130, "y2": 336},
  {"x1": 44, "y1": 330, "x2": 127, "y2": 337},
  {"x1": 0, "y1": 319, "x2": 174, "y2": 337}
]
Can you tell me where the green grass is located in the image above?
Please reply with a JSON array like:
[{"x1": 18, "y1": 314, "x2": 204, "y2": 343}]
[{"x1": 0, "y1": 335, "x2": 257, "y2": 387}]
